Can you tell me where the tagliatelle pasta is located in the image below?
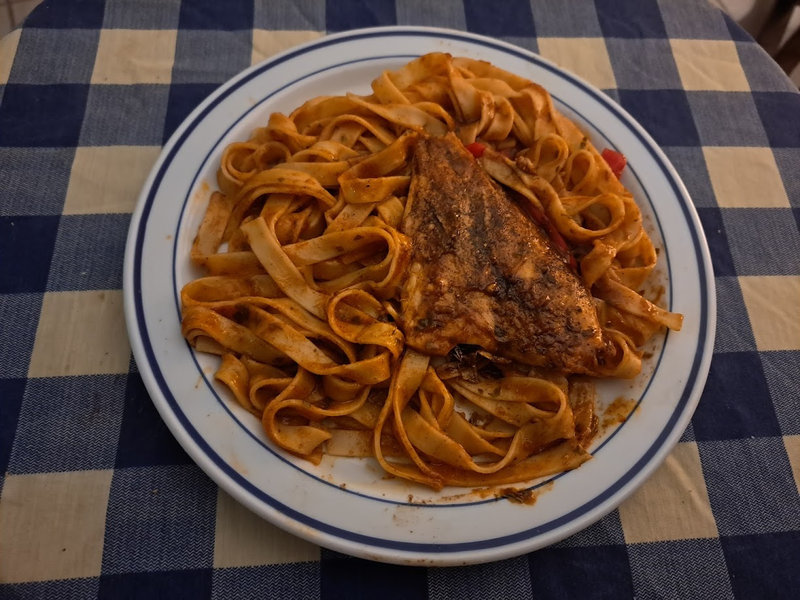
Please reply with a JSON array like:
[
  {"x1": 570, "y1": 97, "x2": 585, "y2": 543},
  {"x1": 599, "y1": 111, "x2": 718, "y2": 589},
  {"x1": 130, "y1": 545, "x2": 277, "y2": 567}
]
[{"x1": 181, "y1": 53, "x2": 683, "y2": 491}]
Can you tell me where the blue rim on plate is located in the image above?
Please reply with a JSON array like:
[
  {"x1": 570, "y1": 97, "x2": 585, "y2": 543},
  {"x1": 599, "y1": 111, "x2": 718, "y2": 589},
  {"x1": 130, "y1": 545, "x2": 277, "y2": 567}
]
[{"x1": 124, "y1": 26, "x2": 716, "y2": 564}]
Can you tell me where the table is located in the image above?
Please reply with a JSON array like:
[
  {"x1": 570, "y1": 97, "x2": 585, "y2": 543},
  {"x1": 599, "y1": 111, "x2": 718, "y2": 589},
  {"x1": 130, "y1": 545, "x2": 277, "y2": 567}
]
[{"x1": 1, "y1": 0, "x2": 798, "y2": 597}]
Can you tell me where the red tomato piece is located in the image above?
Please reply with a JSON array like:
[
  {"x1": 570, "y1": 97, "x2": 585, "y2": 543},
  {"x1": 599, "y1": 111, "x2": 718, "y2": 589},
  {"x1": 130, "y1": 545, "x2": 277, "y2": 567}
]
[
  {"x1": 601, "y1": 148, "x2": 627, "y2": 178},
  {"x1": 465, "y1": 142, "x2": 486, "y2": 158}
]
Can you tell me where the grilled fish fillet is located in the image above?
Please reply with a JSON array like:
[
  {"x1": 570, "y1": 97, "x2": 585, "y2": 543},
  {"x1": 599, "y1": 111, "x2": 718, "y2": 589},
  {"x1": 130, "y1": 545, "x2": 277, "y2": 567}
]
[{"x1": 400, "y1": 133, "x2": 612, "y2": 375}]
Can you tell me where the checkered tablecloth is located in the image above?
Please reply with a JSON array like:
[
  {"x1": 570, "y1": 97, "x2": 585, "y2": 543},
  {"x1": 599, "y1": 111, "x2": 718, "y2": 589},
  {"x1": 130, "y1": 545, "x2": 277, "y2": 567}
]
[{"x1": 1, "y1": 0, "x2": 799, "y2": 597}]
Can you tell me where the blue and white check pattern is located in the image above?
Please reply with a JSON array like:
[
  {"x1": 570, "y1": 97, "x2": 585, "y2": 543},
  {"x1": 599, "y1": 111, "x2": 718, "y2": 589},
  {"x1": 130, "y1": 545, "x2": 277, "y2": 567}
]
[{"x1": 1, "y1": 0, "x2": 799, "y2": 597}]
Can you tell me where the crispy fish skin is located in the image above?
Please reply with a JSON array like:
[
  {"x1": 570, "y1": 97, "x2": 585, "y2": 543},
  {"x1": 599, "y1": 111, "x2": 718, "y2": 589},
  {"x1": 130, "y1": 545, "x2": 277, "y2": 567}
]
[{"x1": 400, "y1": 133, "x2": 612, "y2": 375}]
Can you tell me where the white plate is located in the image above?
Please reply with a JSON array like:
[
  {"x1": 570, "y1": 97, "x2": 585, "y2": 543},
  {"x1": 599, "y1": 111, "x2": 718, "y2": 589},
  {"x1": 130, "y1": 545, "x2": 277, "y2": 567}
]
[{"x1": 123, "y1": 26, "x2": 716, "y2": 566}]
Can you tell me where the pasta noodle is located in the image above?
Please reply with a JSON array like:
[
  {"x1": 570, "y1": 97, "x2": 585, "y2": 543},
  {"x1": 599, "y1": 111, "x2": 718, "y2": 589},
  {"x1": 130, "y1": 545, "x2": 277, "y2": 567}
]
[{"x1": 181, "y1": 53, "x2": 683, "y2": 491}]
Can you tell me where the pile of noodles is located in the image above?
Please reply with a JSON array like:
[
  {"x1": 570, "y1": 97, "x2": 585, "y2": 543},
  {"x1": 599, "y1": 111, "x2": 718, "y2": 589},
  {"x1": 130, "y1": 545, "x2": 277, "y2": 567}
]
[{"x1": 181, "y1": 53, "x2": 683, "y2": 490}]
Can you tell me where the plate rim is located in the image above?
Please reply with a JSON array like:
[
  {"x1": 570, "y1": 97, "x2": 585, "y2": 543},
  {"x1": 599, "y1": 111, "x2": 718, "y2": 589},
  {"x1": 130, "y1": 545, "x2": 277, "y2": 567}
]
[{"x1": 123, "y1": 25, "x2": 717, "y2": 565}]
